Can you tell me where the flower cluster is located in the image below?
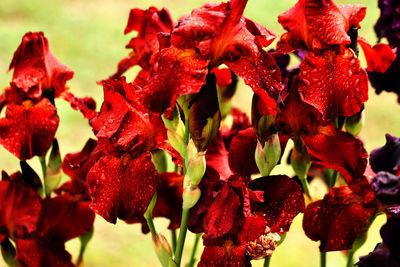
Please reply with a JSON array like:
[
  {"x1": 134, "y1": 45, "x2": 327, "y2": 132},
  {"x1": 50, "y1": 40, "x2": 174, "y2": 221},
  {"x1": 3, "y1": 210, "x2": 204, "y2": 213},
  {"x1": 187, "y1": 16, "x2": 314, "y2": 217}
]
[
  {"x1": 1, "y1": 0, "x2": 399, "y2": 266},
  {"x1": 0, "y1": 32, "x2": 95, "y2": 266}
]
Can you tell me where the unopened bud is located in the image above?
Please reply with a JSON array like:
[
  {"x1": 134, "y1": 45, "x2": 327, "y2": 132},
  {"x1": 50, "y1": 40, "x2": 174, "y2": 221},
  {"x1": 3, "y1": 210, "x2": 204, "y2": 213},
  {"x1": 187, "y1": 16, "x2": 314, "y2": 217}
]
[
  {"x1": 186, "y1": 152, "x2": 206, "y2": 185},
  {"x1": 1, "y1": 238, "x2": 18, "y2": 267},
  {"x1": 345, "y1": 110, "x2": 364, "y2": 136},
  {"x1": 44, "y1": 140, "x2": 62, "y2": 197},
  {"x1": 151, "y1": 149, "x2": 175, "y2": 173},
  {"x1": 189, "y1": 73, "x2": 221, "y2": 152},
  {"x1": 255, "y1": 134, "x2": 281, "y2": 176},
  {"x1": 152, "y1": 234, "x2": 174, "y2": 267},
  {"x1": 291, "y1": 139, "x2": 311, "y2": 181},
  {"x1": 20, "y1": 161, "x2": 43, "y2": 195},
  {"x1": 182, "y1": 185, "x2": 201, "y2": 209},
  {"x1": 246, "y1": 226, "x2": 280, "y2": 260},
  {"x1": 167, "y1": 129, "x2": 186, "y2": 159},
  {"x1": 162, "y1": 105, "x2": 185, "y2": 137}
]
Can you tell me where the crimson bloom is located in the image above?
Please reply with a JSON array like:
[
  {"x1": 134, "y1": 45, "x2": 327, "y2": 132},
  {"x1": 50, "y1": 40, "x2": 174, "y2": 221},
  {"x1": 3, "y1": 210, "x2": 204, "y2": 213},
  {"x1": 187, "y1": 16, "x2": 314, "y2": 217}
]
[
  {"x1": 0, "y1": 32, "x2": 96, "y2": 160},
  {"x1": 277, "y1": 0, "x2": 369, "y2": 120},
  {"x1": 111, "y1": 7, "x2": 174, "y2": 79},
  {"x1": 189, "y1": 119, "x2": 304, "y2": 265},
  {"x1": 138, "y1": 0, "x2": 281, "y2": 118}
]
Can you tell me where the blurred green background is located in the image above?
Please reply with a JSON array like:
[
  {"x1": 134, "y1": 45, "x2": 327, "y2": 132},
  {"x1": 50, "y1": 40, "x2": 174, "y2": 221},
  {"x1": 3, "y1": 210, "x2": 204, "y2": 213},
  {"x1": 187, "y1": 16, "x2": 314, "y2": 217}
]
[{"x1": 0, "y1": 0, "x2": 399, "y2": 266}]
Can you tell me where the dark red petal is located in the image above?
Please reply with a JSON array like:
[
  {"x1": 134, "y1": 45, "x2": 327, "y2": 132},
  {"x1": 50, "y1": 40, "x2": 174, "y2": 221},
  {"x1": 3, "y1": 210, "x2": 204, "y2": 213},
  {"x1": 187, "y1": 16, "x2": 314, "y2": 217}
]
[
  {"x1": 9, "y1": 32, "x2": 73, "y2": 100},
  {"x1": 87, "y1": 152, "x2": 159, "y2": 223},
  {"x1": 278, "y1": 0, "x2": 365, "y2": 50},
  {"x1": 111, "y1": 7, "x2": 173, "y2": 77},
  {"x1": 62, "y1": 92, "x2": 97, "y2": 120},
  {"x1": 225, "y1": 50, "x2": 281, "y2": 116},
  {"x1": 228, "y1": 128, "x2": 258, "y2": 177},
  {"x1": 203, "y1": 183, "x2": 241, "y2": 239},
  {"x1": 62, "y1": 139, "x2": 100, "y2": 183},
  {"x1": 153, "y1": 172, "x2": 183, "y2": 229},
  {"x1": 91, "y1": 78, "x2": 165, "y2": 155},
  {"x1": 249, "y1": 175, "x2": 305, "y2": 233},
  {"x1": 36, "y1": 195, "x2": 95, "y2": 243},
  {"x1": 0, "y1": 180, "x2": 42, "y2": 238},
  {"x1": 212, "y1": 68, "x2": 232, "y2": 87},
  {"x1": 220, "y1": 108, "x2": 251, "y2": 148},
  {"x1": 275, "y1": 73, "x2": 323, "y2": 136},
  {"x1": 238, "y1": 216, "x2": 266, "y2": 244},
  {"x1": 143, "y1": 47, "x2": 208, "y2": 115},
  {"x1": 303, "y1": 186, "x2": 375, "y2": 252},
  {"x1": 299, "y1": 49, "x2": 368, "y2": 119},
  {"x1": 206, "y1": 134, "x2": 234, "y2": 182},
  {"x1": 170, "y1": 3, "x2": 228, "y2": 53},
  {"x1": 0, "y1": 98, "x2": 59, "y2": 160},
  {"x1": 358, "y1": 39, "x2": 397, "y2": 73},
  {"x1": 199, "y1": 240, "x2": 249, "y2": 267},
  {"x1": 302, "y1": 125, "x2": 368, "y2": 185},
  {"x1": 16, "y1": 239, "x2": 74, "y2": 267},
  {"x1": 338, "y1": 5, "x2": 367, "y2": 29}
]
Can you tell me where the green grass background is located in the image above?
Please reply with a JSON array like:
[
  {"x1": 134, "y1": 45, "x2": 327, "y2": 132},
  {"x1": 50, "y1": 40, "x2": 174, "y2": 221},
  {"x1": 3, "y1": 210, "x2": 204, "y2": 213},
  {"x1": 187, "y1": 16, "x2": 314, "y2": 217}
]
[{"x1": 0, "y1": 0, "x2": 399, "y2": 266}]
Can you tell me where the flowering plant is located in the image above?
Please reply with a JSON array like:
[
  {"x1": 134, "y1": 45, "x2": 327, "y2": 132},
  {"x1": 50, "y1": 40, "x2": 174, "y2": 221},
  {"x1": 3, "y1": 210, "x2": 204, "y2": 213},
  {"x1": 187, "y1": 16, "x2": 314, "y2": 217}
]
[{"x1": 0, "y1": 0, "x2": 399, "y2": 266}]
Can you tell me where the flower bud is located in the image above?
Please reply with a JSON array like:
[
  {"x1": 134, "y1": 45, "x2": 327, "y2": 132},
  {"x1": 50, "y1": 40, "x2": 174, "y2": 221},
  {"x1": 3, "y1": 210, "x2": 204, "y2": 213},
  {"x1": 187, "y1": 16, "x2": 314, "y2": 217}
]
[
  {"x1": 152, "y1": 234, "x2": 174, "y2": 267},
  {"x1": 291, "y1": 139, "x2": 311, "y2": 181},
  {"x1": 151, "y1": 149, "x2": 175, "y2": 173},
  {"x1": 186, "y1": 152, "x2": 206, "y2": 185},
  {"x1": 162, "y1": 105, "x2": 185, "y2": 137},
  {"x1": 45, "y1": 139, "x2": 62, "y2": 196},
  {"x1": 167, "y1": 129, "x2": 186, "y2": 159},
  {"x1": 345, "y1": 109, "x2": 364, "y2": 136},
  {"x1": 188, "y1": 73, "x2": 221, "y2": 152},
  {"x1": 252, "y1": 94, "x2": 276, "y2": 144},
  {"x1": 20, "y1": 161, "x2": 43, "y2": 195},
  {"x1": 182, "y1": 185, "x2": 201, "y2": 209},
  {"x1": 255, "y1": 134, "x2": 281, "y2": 176},
  {"x1": 1, "y1": 238, "x2": 18, "y2": 267}
]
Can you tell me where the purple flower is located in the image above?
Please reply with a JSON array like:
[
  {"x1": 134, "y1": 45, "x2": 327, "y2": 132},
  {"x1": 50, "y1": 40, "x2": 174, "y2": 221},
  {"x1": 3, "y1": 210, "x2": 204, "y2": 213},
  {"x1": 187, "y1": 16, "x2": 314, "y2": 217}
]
[
  {"x1": 375, "y1": 0, "x2": 400, "y2": 48},
  {"x1": 370, "y1": 134, "x2": 400, "y2": 174},
  {"x1": 371, "y1": 171, "x2": 400, "y2": 205}
]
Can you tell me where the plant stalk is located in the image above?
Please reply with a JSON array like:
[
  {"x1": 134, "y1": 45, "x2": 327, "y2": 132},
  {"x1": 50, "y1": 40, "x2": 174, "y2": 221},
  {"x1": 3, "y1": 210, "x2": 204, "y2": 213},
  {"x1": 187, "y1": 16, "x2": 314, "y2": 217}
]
[
  {"x1": 173, "y1": 208, "x2": 190, "y2": 266},
  {"x1": 264, "y1": 257, "x2": 271, "y2": 267},
  {"x1": 320, "y1": 252, "x2": 326, "y2": 267},
  {"x1": 187, "y1": 233, "x2": 202, "y2": 267}
]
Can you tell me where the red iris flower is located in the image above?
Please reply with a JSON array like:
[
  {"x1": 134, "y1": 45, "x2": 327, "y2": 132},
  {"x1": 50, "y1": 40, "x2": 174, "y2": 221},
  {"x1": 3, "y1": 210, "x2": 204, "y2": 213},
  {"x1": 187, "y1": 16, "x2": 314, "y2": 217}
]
[
  {"x1": 276, "y1": 72, "x2": 368, "y2": 186},
  {"x1": 303, "y1": 167, "x2": 381, "y2": 252},
  {"x1": 111, "y1": 7, "x2": 174, "y2": 79},
  {"x1": 277, "y1": 0, "x2": 369, "y2": 120},
  {"x1": 138, "y1": 0, "x2": 281, "y2": 118},
  {"x1": 189, "y1": 116, "x2": 304, "y2": 265},
  {"x1": 71, "y1": 77, "x2": 185, "y2": 225},
  {"x1": 0, "y1": 32, "x2": 96, "y2": 160},
  {"x1": 1, "y1": 170, "x2": 95, "y2": 267}
]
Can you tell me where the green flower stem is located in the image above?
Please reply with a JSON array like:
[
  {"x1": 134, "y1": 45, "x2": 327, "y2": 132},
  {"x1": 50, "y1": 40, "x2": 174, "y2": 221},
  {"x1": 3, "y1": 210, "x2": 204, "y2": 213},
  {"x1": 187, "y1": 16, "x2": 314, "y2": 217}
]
[
  {"x1": 76, "y1": 243, "x2": 86, "y2": 267},
  {"x1": 329, "y1": 170, "x2": 338, "y2": 189},
  {"x1": 173, "y1": 208, "x2": 190, "y2": 267},
  {"x1": 171, "y1": 229, "x2": 177, "y2": 252},
  {"x1": 346, "y1": 250, "x2": 355, "y2": 267},
  {"x1": 300, "y1": 177, "x2": 312, "y2": 199},
  {"x1": 320, "y1": 252, "x2": 326, "y2": 267},
  {"x1": 146, "y1": 215, "x2": 157, "y2": 237},
  {"x1": 144, "y1": 193, "x2": 158, "y2": 237},
  {"x1": 264, "y1": 257, "x2": 271, "y2": 267},
  {"x1": 38, "y1": 156, "x2": 49, "y2": 198},
  {"x1": 187, "y1": 233, "x2": 202, "y2": 267}
]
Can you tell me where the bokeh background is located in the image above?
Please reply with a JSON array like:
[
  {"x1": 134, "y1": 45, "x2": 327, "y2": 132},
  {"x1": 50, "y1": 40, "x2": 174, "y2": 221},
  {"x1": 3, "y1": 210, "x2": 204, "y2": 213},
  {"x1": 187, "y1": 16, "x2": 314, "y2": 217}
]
[{"x1": 0, "y1": 0, "x2": 399, "y2": 266}]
